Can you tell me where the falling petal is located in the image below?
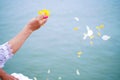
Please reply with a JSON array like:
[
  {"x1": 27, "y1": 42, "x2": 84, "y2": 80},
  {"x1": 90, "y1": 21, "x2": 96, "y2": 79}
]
[
  {"x1": 74, "y1": 17, "x2": 79, "y2": 21},
  {"x1": 102, "y1": 35, "x2": 111, "y2": 41},
  {"x1": 96, "y1": 24, "x2": 104, "y2": 30},
  {"x1": 48, "y1": 69, "x2": 51, "y2": 74},
  {"x1": 83, "y1": 26, "x2": 94, "y2": 40},
  {"x1": 89, "y1": 35, "x2": 94, "y2": 39},
  {"x1": 96, "y1": 26, "x2": 99, "y2": 30},
  {"x1": 83, "y1": 33, "x2": 88, "y2": 40},
  {"x1": 88, "y1": 30, "x2": 93, "y2": 37},
  {"x1": 58, "y1": 77, "x2": 62, "y2": 80},
  {"x1": 73, "y1": 27, "x2": 79, "y2": 31},
  {"x1": 86, "y1": 26, "x2": 90, "y2": 31},
  {"x1": 77, "y1": 51, "x2": 83, "y2": 58},
  {"x1": 33, "y1": 77, "x2": 37, "y2": 80},
  {"x1": 90, "y1": 41, "x2": 93, "y2": 45},
  {"x1": 76, "y1": 69, "x2": 80, "y2": 75},
  {"x1": 99, "y1": 24, "x2": 104, "y2": 29},
  {"x1": 86, "y1": 26, "x2": 93, "y2": 37},
  {"x1": 97, "y1": 32, "x2": 101, "y2": 37},
  {"x1": 77, "y1": 51, "x2": 83, "y2": 55}
]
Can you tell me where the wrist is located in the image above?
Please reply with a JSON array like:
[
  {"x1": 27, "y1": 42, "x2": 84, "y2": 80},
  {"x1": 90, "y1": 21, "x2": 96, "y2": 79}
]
[{"x1": 24, "y1": 25, "x2": 33, "y2": 34}]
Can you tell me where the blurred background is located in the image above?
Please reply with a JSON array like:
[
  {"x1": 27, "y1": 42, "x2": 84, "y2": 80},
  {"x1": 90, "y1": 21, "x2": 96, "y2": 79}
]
[{"x1": 0, "y1": 0, "x2": 120, "y2": 80}]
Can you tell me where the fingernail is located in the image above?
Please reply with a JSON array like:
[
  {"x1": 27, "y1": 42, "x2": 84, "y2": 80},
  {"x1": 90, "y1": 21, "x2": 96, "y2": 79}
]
[{"x1": 43, "y1": 16, "x2": 48, "y2": 19}]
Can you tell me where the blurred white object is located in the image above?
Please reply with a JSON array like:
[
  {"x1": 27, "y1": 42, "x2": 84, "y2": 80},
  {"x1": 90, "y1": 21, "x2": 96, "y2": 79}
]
[
  {"x1": 33, "y1": 77, "x2": 37, "y2": 80},
  {"x1": 74, "y1": 17, "x2": 79, "y2": 21},
  {"x1": 102, "y1": 35, "x2": 111, "y2": 41},
  {"x1": 58, "y1": 77, "x2": 62, "y2": 79},
  {"x1": 11, "y1": 73, "x2": 33, "y2": 80},
  {"x1": 83, "y1": 26, "x2": 94, "y2": 40},
  {"x1": 48, "y1": 69, "x2": 51, "y2": 74},
  {"x1": 77, "y1": 51, "x2": 83, "y2": 58},
  {"x1": 76, "y1": 69, "x2": 80, "y2": 75}
]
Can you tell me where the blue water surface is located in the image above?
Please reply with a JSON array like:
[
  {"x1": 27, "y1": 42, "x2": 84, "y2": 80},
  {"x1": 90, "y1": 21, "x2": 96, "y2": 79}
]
[{"x1": 0, "y1": 0, "x2": 120, "y2": 80}]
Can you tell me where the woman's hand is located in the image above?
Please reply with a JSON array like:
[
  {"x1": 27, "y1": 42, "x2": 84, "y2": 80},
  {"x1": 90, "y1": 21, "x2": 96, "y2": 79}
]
[
  {"x1": 26, "y1": 15, "x2": 48, "y2": 32},
  {"x1": 8, "y1": 15, "x2": 48, "y2": 54}
]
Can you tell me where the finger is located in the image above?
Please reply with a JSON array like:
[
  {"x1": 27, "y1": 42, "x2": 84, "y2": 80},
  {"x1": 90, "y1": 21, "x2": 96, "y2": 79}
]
[
  {"x1": 28, "y1": 18, "x2": 36, "y2": 24},
  {"x1": 43, "y1": 16, "x2": 48, "y2": 19},
  {"x1": 36, "y1": 15, "x2": 44, "y2": 20},
  {"x1": 39, "y1": 19, "x2": 47, "y2": 26},
  {"x1": 31, "y1": 18, "x2": 36, "y2": 21}
]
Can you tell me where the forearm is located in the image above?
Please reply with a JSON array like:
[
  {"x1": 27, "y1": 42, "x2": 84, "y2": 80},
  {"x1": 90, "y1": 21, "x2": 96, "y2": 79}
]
[
  {"x1": 8, "y1": 26, "x2": 33, "y2": 54},
  {"x1": 8, "y1": 15, "x2": 47, "y2": 54}
]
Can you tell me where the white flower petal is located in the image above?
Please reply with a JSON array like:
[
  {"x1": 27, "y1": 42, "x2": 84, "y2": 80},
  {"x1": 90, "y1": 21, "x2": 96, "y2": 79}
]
[
  {"x1": 86, "y1": 26, "x2": 93, "y2": 37},
  {"x1": 74, "y1": 17, "x2": 79, "y2": 21},
  {"x1": 48, "y1": 69, "x2": 51, "y2": 74},
  {"x1": 33, "y1": 77, "x2": 37, "y2": 80},
  {"x1": 76, "y1": 69, "x2": 80, "y2": 75},
  {"x1": 102, "y1": 35, "x2": 111, "y2": 41},
  {"x1": 58, "y1": 77, "x2": 62, "y2": 79}
]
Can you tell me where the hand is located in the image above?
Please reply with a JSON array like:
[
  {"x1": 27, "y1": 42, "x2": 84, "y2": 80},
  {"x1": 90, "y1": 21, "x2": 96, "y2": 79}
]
[
  {"x1": 26, "y1": 15, "x2": 48, "y2": 32},
  {"x1": 1, "y1": 74, "x2": 18, "y2": 80}
]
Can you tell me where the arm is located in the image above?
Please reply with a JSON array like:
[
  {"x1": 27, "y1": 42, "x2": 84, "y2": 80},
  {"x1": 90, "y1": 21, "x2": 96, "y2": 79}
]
[
  {"x1": 0, "y1": 68, "x2": 18, "y2": 80},
  {"x1": 9, "y1": 15, "x2": 47, "y2": 54},
  {"x1": 0, "y1": 15, "x2": 47, "y2": 79},
  {"x1": 0, "y1": 68, "x2": 7, "y2": 78}
]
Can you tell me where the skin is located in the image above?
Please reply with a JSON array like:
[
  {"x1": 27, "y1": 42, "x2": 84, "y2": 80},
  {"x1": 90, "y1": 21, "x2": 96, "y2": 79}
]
[{"x1": 0, "y1": 14, "x2": 48, "y2": 80}]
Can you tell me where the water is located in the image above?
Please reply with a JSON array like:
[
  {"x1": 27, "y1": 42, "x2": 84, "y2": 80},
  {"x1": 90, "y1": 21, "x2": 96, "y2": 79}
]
[{"x1": 0, "y1": 0, "x2": 120, "y2": 80}]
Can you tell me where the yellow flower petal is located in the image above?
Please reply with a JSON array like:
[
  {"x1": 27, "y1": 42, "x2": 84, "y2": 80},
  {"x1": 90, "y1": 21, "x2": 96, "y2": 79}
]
[
  {"x1": 38, "y1": 9, "x2": 50, "y2": 16},
  {"x1": 96, "y1": 26, "x2": 99, "y2": 30},
  {"x1": 77, "y1": 51, "x2": 83, "y2": 58},
  {"x1": 73, "y1": 27, "x2": 79, "y2": 31},
  {"x1": 77, "y1": 51, "x2": 83, "y2": 55},
  {"x1": 89, "y1": 35, "x2": 94, "y2": 39},
  {"x1": 99, "y1": 24, "x2": 104, "y2": 29},
  {"x1": 97, "y1": 32, "x2": 101, "y2": 37},
  {"x1": 90, "y1": 41, "x2": 93, "y2": 45},
  {"x1": 96, "y1": 24, "x2": 104, "y2": 30}
]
